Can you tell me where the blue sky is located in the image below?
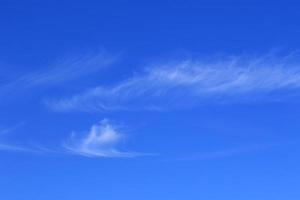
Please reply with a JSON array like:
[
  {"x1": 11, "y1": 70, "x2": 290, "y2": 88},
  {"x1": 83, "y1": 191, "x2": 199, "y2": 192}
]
[{"x1": 1, "y1": 0, "x2": 300, "y2": 199}]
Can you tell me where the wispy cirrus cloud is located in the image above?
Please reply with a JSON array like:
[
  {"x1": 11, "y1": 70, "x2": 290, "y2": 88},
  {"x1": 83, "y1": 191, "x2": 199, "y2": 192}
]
[
  {"x1": 23, "y1": 52, "x2": 116, "y2": 87},
  {"x1": 0, "y1": 142, "x2": 61, "y2": 154},
  {"x1": 0, "y1": 120, "x2": 138, "y2": 158},
  {"x1": 64, "y1": 119, "x2": 137, "y2": 157},
  {"x1": 0, "y1": 123, "x2": 51, "y2": 154},
  {"x1": 173, "y1": 141, "x2": 297, "y2": 161},
  {"x1": 0, "y1": 122, "x2": 25, "y2": 135},
  {"x1": 0, "y1": 51, "x2": 117, "y2": 96},
  {"x1": 0, "y1": 143, "x2": 29, "y2": 152},
  {"x1": 49, "y1": 53, "x2": 300, "y2": 112}
]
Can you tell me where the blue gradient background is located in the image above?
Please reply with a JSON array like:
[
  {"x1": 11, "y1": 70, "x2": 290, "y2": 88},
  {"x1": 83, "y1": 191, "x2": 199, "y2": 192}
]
[{"x1": 1, "y1": 1, "x2": 300, "y2": 199}]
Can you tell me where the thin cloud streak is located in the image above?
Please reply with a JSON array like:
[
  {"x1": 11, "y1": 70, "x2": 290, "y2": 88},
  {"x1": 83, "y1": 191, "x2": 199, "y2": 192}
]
[
  {"x1": 0, "y1": 51, "x2": 117, "y2": 96},
  {"x1": 64, "y1": 119, "x2": 137, "y2": 157},
  {"x1": 0, "y1": 122, "x2": 25, "y2": 135},
  {"x1": 0, "y1": 143, "x2": 41, "y2": 153},
  {"x1": 49, "y1": 53, "x2": 300, "y2": 112},
  {"x1": 24, "y1": 52, "x2": 116, "y2": 87},
  {"x1": 174, "y1": 141, "x2": 296, "y2": 161}
]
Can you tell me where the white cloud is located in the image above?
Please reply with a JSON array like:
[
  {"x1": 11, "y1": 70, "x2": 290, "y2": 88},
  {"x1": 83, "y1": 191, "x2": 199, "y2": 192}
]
[
  {"x1": 64, "y1": 119, "x2": 136, "y2": 157},
  {"x1": 0, "y1": 143, "x2": 43, "y2": 153},
  {"x1": 0, "y1": 143, "x2": 30, "y2": 152},
  {"x1": 0, "y1": 122, "x2": 25, "y2": 135},
  {"x1": 49, "y1": 53, "x2": 300, "y2": 112},
  {"x1": 0, "y1": 51, "x2": 117, "y2": 96},
  {"x1": 25, "y1": 51, "x2": 116, "y2": 86},
  {"x1": 0, "y1": 123, "x2": 39, "y2": 153},
  {"x1": 0, "y1": 120, "x2": 137, "y2": 158},
  {"x1": 174, "y1": 141, "x2": 296, "y2": 161}
]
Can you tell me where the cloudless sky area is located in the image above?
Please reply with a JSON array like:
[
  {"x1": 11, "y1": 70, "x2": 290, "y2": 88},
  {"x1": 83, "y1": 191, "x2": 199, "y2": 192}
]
[{"x1": 1, "y1": 0, "x2": 300, "y2": 199}]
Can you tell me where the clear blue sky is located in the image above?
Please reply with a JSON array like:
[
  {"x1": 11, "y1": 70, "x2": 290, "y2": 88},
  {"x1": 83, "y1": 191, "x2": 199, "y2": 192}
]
[{"x1": 1, "y1": 0, "x2": 300, "y2": 199}]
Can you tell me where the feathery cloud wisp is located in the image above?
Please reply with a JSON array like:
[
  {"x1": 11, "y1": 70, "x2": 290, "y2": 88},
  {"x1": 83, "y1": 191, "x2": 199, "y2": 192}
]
[
  {"x1": 24, "y1": 52, "x2": 116, "y2": 87},
  {"x1": 49, "y1": 53, "x2": 300, "y2": 112},
  {"x1": 0, "y1": 51, "x2": 117, "y2": 96},
  {"x1": 174, "y1": 141, "x2": 297, "y2": 161},
  {"x1": 0, "y1": 122, "x2": 25, "y2": 135},
  {"x1": 64, "y1": 120, "x2": 136, "y2": 157},
  {"x1": 0, "y1": 142, "x2": 49, "y2": 153}
]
